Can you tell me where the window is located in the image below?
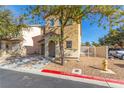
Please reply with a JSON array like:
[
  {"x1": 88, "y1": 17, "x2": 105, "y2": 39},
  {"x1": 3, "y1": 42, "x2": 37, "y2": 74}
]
[
  {"x1": 66, "y1": 41, "x2": 72, "y2": 48},
  {"x1": 50, "y1": 19, "x2": 54, "y2": 27},
  {"x1": 58, "y1": 19, "x2": 62, "y2": 26},
  {"x1": 66, "y1": 18, "x2": 72, "y2": 25},
  {"x1": 58, "y1": 19, "x2": 72, "y2": 26}
]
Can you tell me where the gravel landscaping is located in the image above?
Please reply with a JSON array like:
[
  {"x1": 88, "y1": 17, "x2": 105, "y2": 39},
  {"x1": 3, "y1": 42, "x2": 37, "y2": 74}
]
[
  {"x1": 0, "y1": 54, "x2": 50, "y2": 71},
  {"x1": 44, "y1": 56, "x2": 124, "y2": 80}
]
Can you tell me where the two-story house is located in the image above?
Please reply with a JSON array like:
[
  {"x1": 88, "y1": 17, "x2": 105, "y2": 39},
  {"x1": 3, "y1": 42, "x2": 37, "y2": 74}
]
[
  {"x1": 39, "y1": 17, "x2": 82, "y2": 60},
  {"x1": 0, "y1": 17, "x2": 82, "y2": 61}
]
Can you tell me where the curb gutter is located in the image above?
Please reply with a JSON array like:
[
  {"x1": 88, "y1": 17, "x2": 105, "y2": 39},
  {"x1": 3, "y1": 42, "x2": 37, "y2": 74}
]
[{"x1": 41, "y1": 69, "x2": 124, "y2": 85}]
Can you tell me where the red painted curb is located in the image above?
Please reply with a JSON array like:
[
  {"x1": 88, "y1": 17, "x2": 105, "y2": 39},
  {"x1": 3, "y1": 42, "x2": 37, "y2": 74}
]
[{"x1": 41, "y1": 69, "x2": 124, "y2": 85}]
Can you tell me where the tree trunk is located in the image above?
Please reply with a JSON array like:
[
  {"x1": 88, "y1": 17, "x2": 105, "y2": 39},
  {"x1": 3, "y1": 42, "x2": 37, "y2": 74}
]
[
  {"x1": 59, "y1": 10, "x2": 65, "y2": 65},
  {"x1": 60, "y1": 42, "x2": 64, "y2": 65},
  {"x1": 60, "y1": 24, "x2": 64, "y2": 65}
]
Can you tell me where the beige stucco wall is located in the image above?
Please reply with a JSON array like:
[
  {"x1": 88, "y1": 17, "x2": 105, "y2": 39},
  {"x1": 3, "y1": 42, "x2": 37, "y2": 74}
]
[{"x1": 64, "y1": 24, "x2": 81, "y2": 59}]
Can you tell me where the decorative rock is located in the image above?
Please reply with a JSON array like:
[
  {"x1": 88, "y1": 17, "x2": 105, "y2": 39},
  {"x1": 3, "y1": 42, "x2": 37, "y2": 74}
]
[
  {"x1": 23, "y1": 59, "x2": 30, "y2": 63},
  {"x1": 0, "y1": 54, "x2": 50, "y2": 70}
]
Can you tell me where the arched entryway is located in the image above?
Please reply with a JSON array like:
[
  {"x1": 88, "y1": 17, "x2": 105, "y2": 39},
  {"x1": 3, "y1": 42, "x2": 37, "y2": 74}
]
[{"x1": 48, "y1": 41, "x2": 55, "y2": 57}]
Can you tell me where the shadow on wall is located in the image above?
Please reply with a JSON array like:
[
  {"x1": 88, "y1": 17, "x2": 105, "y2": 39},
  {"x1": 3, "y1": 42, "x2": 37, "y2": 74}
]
[
  {"x1": 25, "y1": 35, "x2": 42, "y2": 55},
  {"x1": 64, "y1": 49, "x2": 78, "y2": 57}
]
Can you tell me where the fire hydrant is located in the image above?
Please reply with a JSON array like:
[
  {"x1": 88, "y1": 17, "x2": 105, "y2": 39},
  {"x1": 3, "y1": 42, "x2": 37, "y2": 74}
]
[{"x1": 102, "y1": 59, "x2": 108, "y2": 71}]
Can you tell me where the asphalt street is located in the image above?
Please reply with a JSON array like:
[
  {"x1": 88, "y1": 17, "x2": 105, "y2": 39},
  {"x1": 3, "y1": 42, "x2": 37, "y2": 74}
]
[{"x1": 0, "y1": 68, "x2": 108, "y2": 88}]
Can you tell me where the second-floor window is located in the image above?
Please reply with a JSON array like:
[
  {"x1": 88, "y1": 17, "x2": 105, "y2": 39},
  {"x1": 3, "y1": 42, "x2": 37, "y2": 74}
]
[
  {"x1": 50, "y1": 19, "x2": 54, "y2": 27},
  {"x1": 58, "y1": 19, "x2": 62, "y2": 26},
  {"x1": 66, "y1": 18, "x2": 72, "y2": 25},
  {"x1": 58, "y1": 19, "x2": 72, "y2": 26}
]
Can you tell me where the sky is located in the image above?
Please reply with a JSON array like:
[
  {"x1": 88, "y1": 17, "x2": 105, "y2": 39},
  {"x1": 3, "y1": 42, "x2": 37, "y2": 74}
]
[
  {"x1": 82, "y1": 20, "x2": 109, "y2": 43},
  {"x1": 6, "y1": 5, "x2": 109, "y2": 43}
]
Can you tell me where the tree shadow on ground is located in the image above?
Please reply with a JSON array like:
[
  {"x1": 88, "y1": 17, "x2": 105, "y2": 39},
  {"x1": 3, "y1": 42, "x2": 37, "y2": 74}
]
[
  {"x1": 89, "y1": 66, "x2": 102, "y2": 70},
  {"x1": 50, "y1": 58, "x2": 62, "y2": 65},
  {"x1": 114, "y1": 64, "x2": 124, "y2": 68},
  {"x1": 51, "y1": 61, "x2": 62, "y2": 65}
]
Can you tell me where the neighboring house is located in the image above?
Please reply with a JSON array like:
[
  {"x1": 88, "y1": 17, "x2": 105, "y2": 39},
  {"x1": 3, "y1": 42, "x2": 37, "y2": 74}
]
[
  {"x1": 0, "y1": 38, "x2": 22, "y2": 55},
  {"x1": 0, "y1": 25, "x2": 43, "y2": 56},
  {"x1": 0, "y1": 17, "x2": 82, "y2": 60},
  {"x1": 22, "y1": 25, "x2": 43, "y2": 55}
]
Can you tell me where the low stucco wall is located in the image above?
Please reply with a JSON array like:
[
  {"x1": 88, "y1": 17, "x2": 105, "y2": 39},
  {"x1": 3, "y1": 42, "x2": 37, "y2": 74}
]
[
  {"x1": 0, "y1": 40, "x2": 25, "y2": 56},
  {"x1": 96, "y1": 46, "x2": 108, "y2": 58},
  {"x1": 0, "y1": 48, "x2": 26, "y2": 57},
  {"x1": 81, "y1": 46, "x2": 108, "y2": 58}
]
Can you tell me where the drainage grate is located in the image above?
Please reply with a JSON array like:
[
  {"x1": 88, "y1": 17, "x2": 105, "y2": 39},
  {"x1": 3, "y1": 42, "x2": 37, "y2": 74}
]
[{"x1": 72, "y1": 68, "x2": 82, "y2": 75}]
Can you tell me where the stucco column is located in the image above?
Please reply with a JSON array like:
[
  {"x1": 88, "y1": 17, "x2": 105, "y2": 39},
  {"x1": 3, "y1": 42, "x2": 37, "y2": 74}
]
[
  {"x1": 45, "y1": 36, "x2": 49, "y2": 58},
  {"x1": 55, "y1": 43, "x2": 60, "y2": 58},
  {"x1": 77, "y1": 24, "x2": 81, "y2": 61}
]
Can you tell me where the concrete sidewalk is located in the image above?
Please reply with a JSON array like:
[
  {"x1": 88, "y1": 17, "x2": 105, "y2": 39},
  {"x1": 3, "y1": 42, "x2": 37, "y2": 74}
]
[
  {"x1": 41, "y1": 69, "x2": 124, "y2": 88},
  {"x1": 0, "y1": 66, "x2": 124, "y2": 88},
  {"x1": 0, "y1": 68, "x2": 108, "y2": 88}
]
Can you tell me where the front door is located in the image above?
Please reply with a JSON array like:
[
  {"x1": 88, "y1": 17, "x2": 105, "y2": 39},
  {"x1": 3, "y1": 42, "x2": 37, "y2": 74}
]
[{"x1": 48, "y1": 41, "x2": 55, "y2": 57}]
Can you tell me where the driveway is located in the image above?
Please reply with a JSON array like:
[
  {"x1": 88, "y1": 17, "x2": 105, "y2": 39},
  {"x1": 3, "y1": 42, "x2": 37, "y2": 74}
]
[{"x1": 0, "y1": 68, "x2": 108, "y2": 88}]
